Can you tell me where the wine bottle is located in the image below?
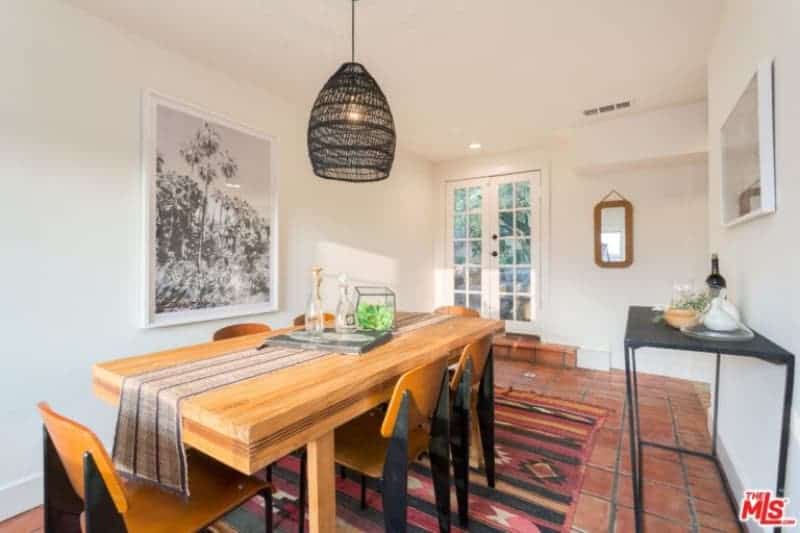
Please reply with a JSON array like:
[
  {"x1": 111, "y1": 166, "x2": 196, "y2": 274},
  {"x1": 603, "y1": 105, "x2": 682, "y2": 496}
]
[{"x1": 705, "y1": 254, "x2": 726, "y2": 298}]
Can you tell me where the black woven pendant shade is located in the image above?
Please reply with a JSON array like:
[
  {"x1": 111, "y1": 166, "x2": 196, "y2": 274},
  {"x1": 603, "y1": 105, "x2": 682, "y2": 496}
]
[{"x1": 308, "y1": 62, "x2": 396, "y2": 182}]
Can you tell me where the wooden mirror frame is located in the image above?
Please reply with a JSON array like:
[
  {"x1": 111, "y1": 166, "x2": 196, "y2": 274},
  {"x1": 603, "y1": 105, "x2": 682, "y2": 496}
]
[{"x1": 594, "y1": 199, "x2": 633, "y2": 268}]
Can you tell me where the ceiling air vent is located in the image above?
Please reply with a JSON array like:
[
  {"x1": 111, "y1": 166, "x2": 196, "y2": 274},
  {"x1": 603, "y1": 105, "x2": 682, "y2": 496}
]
[{"x1": 583, "y1": 100, "x2": 633, "y2": 117}]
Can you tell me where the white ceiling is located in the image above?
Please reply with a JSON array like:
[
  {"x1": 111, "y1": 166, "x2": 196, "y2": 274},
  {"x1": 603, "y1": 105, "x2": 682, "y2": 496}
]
[{"x1": 65, "y1": 0, "x2": 724, "y2": 162}]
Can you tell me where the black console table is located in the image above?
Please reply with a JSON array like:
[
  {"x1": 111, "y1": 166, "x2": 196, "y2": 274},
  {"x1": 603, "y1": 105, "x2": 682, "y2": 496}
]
[{"x1": 624, "y1": 306, "x2": 794, "y2": 532}]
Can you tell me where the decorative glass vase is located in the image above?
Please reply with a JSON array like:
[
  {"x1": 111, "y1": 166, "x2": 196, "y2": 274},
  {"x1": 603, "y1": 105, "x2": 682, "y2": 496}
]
[
  {"x1": 354, "y1": 287, "x2": 396, "y2": 332},
  {"x1": 335, "y1": 274, "x2": 357, "y2": 334},
  {"x1": 304, "y1": 267, "x2": 325, "y2": 336}
]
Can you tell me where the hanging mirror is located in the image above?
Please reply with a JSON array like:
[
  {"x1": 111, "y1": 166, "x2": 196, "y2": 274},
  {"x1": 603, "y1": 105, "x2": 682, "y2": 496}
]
[{"x1": 594, "y1": 191, "x2": 633, "y2": 268}]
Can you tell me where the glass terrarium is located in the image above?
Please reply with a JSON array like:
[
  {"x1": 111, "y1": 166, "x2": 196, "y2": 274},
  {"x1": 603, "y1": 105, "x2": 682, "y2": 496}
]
[{"x1": 354, "y1": 287, "x2": 396, "y2": 332}]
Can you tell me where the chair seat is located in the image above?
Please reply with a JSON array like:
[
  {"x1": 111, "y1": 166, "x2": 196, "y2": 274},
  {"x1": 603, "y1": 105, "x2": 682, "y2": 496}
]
[
  {"x1": 119, "y1": 449, "x2": 269, "y2": 533},
  {"x1": 335, "y1": 409, "x2": 430, "y2": 479}
]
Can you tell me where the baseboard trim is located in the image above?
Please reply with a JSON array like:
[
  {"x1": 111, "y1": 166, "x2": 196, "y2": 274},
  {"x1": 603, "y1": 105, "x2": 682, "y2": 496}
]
[
  {"x1": 714, "y1": 436, "x2": 755, "y2": 533},
  {"x1": 577, "y1": 347, "x2": 611, "y2": 371},
  {"x1": 0, "y1": 473, "x2": 42, "y2": 522}
]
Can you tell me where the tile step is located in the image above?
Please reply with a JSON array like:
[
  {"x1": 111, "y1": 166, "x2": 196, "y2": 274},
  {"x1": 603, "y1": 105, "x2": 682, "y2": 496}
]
[{"x1": 493, "y1": 334, "x2": 577, "y2": 368}]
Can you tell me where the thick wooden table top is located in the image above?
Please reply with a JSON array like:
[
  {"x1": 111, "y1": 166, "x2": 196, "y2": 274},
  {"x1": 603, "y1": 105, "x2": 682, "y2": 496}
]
[{"x1": 93, "y1": 316, "x2": 503, "y2": 475}]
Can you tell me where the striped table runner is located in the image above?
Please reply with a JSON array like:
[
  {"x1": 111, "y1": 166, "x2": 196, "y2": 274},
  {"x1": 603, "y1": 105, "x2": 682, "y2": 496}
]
[{"x1": 112, "y1": 311, "x2": 455, "y2": 495}]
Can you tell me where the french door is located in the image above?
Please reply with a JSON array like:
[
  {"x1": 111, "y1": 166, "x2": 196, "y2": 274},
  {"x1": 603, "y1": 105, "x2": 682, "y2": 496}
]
[{"x1": 445, "y1": 171, "x2": 540, "y2": 332}]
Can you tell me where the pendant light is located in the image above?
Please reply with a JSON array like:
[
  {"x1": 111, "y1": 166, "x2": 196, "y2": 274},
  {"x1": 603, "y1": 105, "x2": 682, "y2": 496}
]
[{"x1": 307, "y1": 0, "x2": 396, "y2": 182}]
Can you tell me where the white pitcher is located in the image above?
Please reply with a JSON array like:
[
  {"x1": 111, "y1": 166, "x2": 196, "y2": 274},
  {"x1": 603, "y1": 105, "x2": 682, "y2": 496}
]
[{"x1": 703, "y1": 296, "x2": 740, "y2": 332}]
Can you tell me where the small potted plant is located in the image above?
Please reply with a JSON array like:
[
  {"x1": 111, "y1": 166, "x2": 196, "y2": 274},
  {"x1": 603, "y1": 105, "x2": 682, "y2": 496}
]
[{"x1": 663, "y1": 287, "x2": 709, "y2": 329}]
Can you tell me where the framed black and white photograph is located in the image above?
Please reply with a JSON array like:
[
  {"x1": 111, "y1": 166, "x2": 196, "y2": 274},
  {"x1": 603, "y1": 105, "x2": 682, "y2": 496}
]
[
  {"x1": 142, "y1": 91, "x2": 279, "y2": 327},
  {"x1": 720, "y1": 60, "x2": 775, "y2": 227}
]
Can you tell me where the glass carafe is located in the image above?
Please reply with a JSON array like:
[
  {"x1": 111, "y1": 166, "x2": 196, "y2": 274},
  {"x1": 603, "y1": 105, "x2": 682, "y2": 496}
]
[
  {"x1": 335, "y1": 274, "x2": 357, "y2": 334},
  {"x1": 304, "y1": 267, "x2": 324, "y2": 336}
]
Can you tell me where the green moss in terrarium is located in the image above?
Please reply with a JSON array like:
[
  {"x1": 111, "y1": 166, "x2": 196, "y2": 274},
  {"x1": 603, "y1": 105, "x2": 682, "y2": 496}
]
[{"x1": 356, "y1": 303, "x2": 394, "y2": 331}]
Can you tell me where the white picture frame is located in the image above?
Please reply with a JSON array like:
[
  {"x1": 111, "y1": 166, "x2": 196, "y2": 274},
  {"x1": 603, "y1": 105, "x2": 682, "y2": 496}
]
[
  {"x1": 142, "y1": 91, "x2": 279, "y2": 327},
  {"x1": 720, "y1": 60, "x2": 776, "y2": 227}
]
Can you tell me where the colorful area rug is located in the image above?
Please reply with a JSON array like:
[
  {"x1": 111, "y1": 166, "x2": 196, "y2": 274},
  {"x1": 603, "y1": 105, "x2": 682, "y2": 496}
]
[{"x1": 213, "y1": 388, "x2": 607, "y2": 533}]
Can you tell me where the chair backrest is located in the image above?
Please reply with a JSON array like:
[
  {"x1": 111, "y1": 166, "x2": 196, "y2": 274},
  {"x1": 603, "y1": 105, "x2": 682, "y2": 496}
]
[
  {"x1": 380, "y1": 359, "x2": 448, "y2": 439},
  {"x1": 450, "y1": 337, "x2": 492, "y2": 391},
  {"x1": 292, "y1": 313, "x2": 336, "y2": 327},
  {"x1": 37, "y1": 402, "x2": 128, "y2": 513},
  {"x1": 433, "y1": 305, "x2": 480, "y2": 318},
  {"x1": 213, "y1": 322, "x2": 271, "y2": 341}
]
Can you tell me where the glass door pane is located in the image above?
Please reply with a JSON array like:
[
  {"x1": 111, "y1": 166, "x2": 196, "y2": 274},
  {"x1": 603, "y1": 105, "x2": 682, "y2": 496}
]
[
  {"x1": 492, "y1": 175, "x2": 536, "y2": 325},
  {"x1": 448, "y1": 180, "x2": 487, "y2": 314}
]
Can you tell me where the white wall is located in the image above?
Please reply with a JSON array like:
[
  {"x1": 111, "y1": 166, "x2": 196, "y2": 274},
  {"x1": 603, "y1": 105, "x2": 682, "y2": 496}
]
[
  {"x1": 573, "y1": 101, "x2": 708, "y2": 171},
  {"x1": 0, "y1": 0, "x2": 435, "y2": 519},
  {"x1": 433, "y1": 105, "x2": 714, "y2": 380},
  {"x1": 708, "y1": 0, "x2": 800, "y2": 524}
]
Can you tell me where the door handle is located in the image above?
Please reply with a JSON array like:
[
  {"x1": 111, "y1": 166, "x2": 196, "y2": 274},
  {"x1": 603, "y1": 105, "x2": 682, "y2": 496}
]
[
  {"x1": 491, "y1": 251, "x2": 498, "y2": 257},
  {"x1": 492, "y1": 234, "x2": 498, "y2": 240}
]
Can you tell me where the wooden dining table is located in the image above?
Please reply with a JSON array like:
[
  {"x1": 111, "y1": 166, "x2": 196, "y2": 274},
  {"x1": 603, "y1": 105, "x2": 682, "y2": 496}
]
[{"x1": 93, "y1": 315, "x2": 504, "y2": 532}]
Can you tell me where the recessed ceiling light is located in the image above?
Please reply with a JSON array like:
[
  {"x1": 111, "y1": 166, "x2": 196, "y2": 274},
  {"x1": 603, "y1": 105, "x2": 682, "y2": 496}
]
[
  {"x1": 469, "y1": 142, "x2": 481, "y2": 150},
  {"x1": 225, "y1": 183, "x2": 242, "y2": 189}
]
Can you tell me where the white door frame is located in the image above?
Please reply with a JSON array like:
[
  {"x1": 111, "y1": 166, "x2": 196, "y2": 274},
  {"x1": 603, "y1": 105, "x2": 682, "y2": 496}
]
[{"x1": 443, "y1": 169, "x2": 545, "y2": 334}]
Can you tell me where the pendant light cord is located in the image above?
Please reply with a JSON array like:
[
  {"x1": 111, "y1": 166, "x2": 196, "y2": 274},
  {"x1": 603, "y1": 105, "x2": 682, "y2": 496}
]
[{"x1": 351, "y1": 0, "x2": 355, "y2": 62}]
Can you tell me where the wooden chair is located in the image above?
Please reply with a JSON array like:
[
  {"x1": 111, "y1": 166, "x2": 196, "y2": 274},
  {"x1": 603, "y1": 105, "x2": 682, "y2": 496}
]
[
  {"x1": 292, "y1": 313, "x2": 335, "y2": 327},
  {"x1": 212, "y1": 322, "x2": 271, "y2": 341},
  {"x1": 433, "y1": 305, "x2": 480, "y2": 318},
  {"x1": 449, "y1": 337, "x2": 496, "y2": 527},
  {"x1": 334, "y1": 360, "x2": 452, "y2": 532},
  {"x1": 38, "y1": 402, "x2": 272, "y2": 533}
]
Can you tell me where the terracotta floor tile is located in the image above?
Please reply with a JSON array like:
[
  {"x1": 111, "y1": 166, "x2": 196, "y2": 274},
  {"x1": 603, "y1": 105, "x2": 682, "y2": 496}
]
[
  {"x1": 619, "y1": 450, "x2": 632, "y2": 474},
  {"x1": 689, "y1": 474, "x2": 727, "y2": 503},
  {"x1": 585, "y1": 395, "x2": 624, "y2": 414},
  {"x1": 643, "y1": 446, "x2": 681, "y2": 464},
  {"x1": 641, "y1": 481, "x2": 692, "y2": 524},
  {"x1": 683, "y1": 455, "x2": 718, "y2": 479},
  {"x1": 638, "y1": 404, "x2": 672, "y2": 419},
  {"x1": 643, "y1": 513, "x2": 692, "y2": 533},
  {"x1": 676, "y1": 413, "x2": 709, "y2": 430},
  {"x1": 573, "y1": 493, "x2": 612, "y2": 532},
  {"x1": 640, "y1": 424, "x2": 676, "y2": 442},
  {"x1": 612, "y1": 505, "x2": 636, "y2": 533},
  {"x1": 583, "y1": 466, "x2": 616, "y2": 498},
  {"x1": 642, "y1": 454, "x2": 685, "y2": 487},
  {"x1": 613, "y1": 505, "x2": 691, "y2": 533},
  {"x1": 616, "y1": 473, "x2": 634, "y2": 507},
  {"x1": 603, "y1": 413, "x2": 624, "y2": 431},
  {"x1": 692, "y1": 495, "x2": 736, "y2": 518},
  {"x1": 635, "y1": 394, "x2": 670, "y2": 406},
  {"x1": 595, "y1": 427, "x2": 621, "y2": 448},
  {"x1": 695, "y1": 510, "x2": 741, "y2": 532},
  {"x1": 589, "y1": 444, "x2": 619, "y2": 470},
  {"x1": 0, "y1": 507, "x2": 43, "y2": 533}
]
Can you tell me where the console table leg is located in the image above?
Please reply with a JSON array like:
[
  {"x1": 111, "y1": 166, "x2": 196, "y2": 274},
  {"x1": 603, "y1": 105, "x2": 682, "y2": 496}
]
[
  {"x1": 624, "y1": 345, "x2": 643, "y2": 532},
  {"x1": 712, "y1": 353, "x2": 721, "y2": 456},
  {"x1": 777, "y1": 357, "x2": 794, "y2": 502},
  {"x1": 631, "y1": 348, "x2": 643, "y2": 502}
]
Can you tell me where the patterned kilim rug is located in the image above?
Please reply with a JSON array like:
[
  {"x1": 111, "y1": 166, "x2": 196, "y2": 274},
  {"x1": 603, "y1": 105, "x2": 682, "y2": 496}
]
[{"x1": 212, "y1": 388, "x2": 607, "y2": 533}]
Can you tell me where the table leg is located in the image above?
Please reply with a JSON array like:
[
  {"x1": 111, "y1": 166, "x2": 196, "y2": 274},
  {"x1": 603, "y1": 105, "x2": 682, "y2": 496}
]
[
  {"x1": 711, "y1": 353, "x2": 721, "y2": 456},
  {"x1": 777, "y1": 357, "x2": 795, "y2": 500},
  {"x1": 631, "y1": 349, "x2": 643, "y2": 504},
  {"x1": 624, "y1": 345, "x2": 643, "y2": 532},
  {"x1": 307, "y1": 431, "x2": 336, "y2": 533}
]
